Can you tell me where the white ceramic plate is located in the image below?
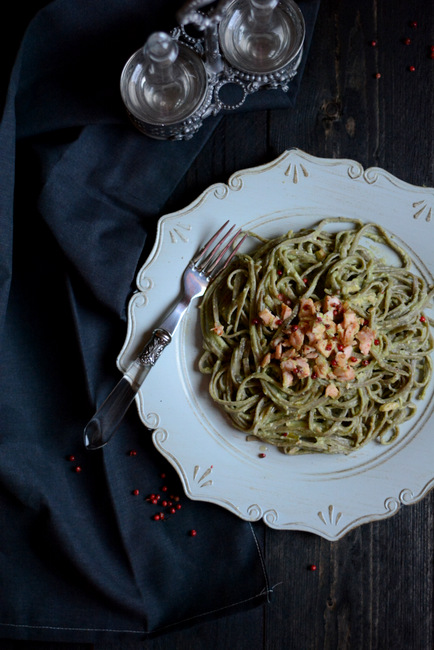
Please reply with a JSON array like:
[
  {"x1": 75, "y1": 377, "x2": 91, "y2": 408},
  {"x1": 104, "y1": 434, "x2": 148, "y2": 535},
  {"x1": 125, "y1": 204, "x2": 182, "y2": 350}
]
[{"x1": 118, "y1": 149, "x2": 434, "y2": 540}]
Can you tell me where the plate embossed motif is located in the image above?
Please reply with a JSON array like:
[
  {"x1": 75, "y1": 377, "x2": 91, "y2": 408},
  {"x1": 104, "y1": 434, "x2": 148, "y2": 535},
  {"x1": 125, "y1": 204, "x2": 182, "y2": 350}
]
[{"x1": 118, "y1": 150, "x2": 434, "y2": 540}]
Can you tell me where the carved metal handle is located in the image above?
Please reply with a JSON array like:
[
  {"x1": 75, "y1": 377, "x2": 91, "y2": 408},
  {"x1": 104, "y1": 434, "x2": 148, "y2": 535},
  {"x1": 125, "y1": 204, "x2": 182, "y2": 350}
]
[
  {"x1": 177, "y1": 0, "x2": 231, "y2": 28},
  {"x1": 138, "y1": 328, "x2": 172, "y2": 366}
]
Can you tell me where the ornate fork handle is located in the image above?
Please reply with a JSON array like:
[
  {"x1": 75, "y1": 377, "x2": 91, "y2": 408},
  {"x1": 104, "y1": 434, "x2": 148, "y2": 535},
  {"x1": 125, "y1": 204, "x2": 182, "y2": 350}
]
[
  {"x1": 138, "y1": 329, "x2": 171, "y2": 367},
  {"x1": 83, "y1": 220, "x2": 245, "y2": 450}
]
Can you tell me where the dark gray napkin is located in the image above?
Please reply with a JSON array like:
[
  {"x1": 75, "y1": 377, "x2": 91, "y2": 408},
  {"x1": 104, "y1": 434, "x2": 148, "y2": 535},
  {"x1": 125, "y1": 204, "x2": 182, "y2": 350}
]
[{"x1": 0, "y1": 0, "x2": 320, "y2": 642}]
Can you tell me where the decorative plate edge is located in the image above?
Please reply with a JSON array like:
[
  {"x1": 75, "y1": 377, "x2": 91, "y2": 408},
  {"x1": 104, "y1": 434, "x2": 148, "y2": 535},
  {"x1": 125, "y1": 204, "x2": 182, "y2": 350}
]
[{"x1": 152, "y1": 427, "x2": 434, "y2": 539}]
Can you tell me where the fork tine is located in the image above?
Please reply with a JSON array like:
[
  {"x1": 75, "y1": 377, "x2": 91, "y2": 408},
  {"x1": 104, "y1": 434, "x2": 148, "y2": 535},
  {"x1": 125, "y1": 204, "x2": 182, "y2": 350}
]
[
  {"x1": 214, "y1": 232, "x2": 248, "y2": 277},
  {"x1": 205, "y1": 228, "x2": 246, "y2": 276},
  {"x1": 191, "y1": 221, "x2": 246, "y2": 279},
  {"x1": 190, "y1": 220, "x2": 232, "y2": 267}
]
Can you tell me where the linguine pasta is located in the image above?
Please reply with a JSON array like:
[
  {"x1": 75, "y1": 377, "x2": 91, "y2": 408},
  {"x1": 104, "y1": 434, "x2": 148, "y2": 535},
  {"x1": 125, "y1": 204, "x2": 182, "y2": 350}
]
[{"x1": 198, "y1": 219, "x2": 433, "y2": 454}]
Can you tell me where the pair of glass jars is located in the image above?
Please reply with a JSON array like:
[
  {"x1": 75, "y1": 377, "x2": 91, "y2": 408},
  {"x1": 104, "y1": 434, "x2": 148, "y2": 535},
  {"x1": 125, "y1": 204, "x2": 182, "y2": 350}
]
[{"x1": 120, "y1": 0, "x2": 305, "y2": 140}]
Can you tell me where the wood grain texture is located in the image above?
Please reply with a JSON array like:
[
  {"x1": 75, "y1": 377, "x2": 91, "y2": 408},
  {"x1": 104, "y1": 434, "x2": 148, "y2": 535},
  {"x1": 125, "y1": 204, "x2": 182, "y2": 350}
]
[{"x1": 2, "y1": 0, "x2": 433, "y2": 649}]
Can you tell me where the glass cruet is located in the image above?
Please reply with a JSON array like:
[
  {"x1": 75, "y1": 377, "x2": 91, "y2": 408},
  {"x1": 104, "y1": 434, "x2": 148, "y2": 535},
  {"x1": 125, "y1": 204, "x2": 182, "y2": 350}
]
[
  {"x1": 120, "y1": 31, "x2": 209, "y2": 139},
  {"x1": 218, "y1": 0, "x2": 305, "y2": 75}
]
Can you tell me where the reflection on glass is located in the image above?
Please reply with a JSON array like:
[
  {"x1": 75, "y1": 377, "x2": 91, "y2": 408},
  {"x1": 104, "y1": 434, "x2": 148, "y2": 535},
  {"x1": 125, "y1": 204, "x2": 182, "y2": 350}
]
[
  {"x1": 219, "y1": 0, "x2": 304, "y2": 74},
  {"x1": 120, "y1": 32, "x2": 208, "y2": 128}
]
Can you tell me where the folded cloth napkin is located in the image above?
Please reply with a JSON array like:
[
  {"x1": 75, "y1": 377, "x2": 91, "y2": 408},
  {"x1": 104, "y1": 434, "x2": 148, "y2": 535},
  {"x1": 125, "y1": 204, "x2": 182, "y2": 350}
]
[{"x1": 0, "y1": 0, "x2": 320, "y2": 642}]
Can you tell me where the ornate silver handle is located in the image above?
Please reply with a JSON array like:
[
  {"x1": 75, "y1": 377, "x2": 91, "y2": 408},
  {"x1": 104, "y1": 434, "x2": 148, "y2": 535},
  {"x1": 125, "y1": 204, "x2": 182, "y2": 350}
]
[
  {"x1": 177, "y1": 0, "x2": 233, "y2": 75},
  {"x1": 138, "y1": 328, "x2": 172, "y2": 366},
  {"x1": 177, "y1": 0, "x2": 232, "y2": 29}
]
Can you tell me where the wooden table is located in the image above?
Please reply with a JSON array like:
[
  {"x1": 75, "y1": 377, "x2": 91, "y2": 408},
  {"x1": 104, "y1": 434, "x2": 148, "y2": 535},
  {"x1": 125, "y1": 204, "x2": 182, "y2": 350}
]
[{"x1": 2, "y1": 0, "x2": 433, "y2": 648}]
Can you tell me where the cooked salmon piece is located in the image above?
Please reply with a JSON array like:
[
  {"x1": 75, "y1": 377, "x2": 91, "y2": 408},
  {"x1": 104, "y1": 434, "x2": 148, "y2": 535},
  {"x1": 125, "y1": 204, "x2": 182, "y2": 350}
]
[
  {"x1": 211, "y1": 322, "x2": 224, "y2": 336},
  {"x1": 288, "y1": 328, "x2": 304, "y2": 350},
  {"x1": 259, "y1": 307, "x2": 279, "y2": 329},
  {"x1": 356, "y1": 326, "x2": 376, "y2": 355},
  {"x1": 274, "y1": 342, "x2": 283, "y2": 360},
  {"x1": 295, "y1": 357, "x2": 311, "y2": 378},
  {"x1": 282, "y1": 371, "x2": 294, "y2": 388},
  {"x1": 323, "y1": 295, "x2": 342, "y2": 311},
  {"x1": 333, "y1": 365, "x2": 356, "y2": 381},
  {"x1": 299, "y1": 297, "x2": 317, "y2": 319},
  {"x1": 280, "y1": 304, "x2": 293, "y2": 320},
  {"x1": 302, "y1": 344, "x2": 319, "y2": 359},
  {"x1": 315, "y1": 338, "x2": 336, "y2": 358},
  {"x1": 335, "y1": 345, "x2": 353, "y2": 367},
  {"x1": 305, "y1": 321, "x2": 326, "y2": 344},
  {"x1": 280, "y1": 358, "x2": 298, "y2": 373},
  {"x1": 325, "y1": 383, "x2": 340, "y2": 398},
  {"x1": 313, "y1": 356, "x2": 330, "y2": 379}
]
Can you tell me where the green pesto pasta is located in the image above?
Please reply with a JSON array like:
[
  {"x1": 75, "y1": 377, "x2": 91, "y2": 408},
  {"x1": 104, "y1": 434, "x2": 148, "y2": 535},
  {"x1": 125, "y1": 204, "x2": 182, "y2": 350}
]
[{"x1": 198, "y1": 218, "x2": 434, "y2": 454}]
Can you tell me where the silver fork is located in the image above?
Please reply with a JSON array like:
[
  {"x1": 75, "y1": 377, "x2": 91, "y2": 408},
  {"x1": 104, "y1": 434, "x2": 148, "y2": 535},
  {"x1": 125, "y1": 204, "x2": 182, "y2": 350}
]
[{"x1": 84, "y1": 221, "x2": 246, "y2": 450}]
